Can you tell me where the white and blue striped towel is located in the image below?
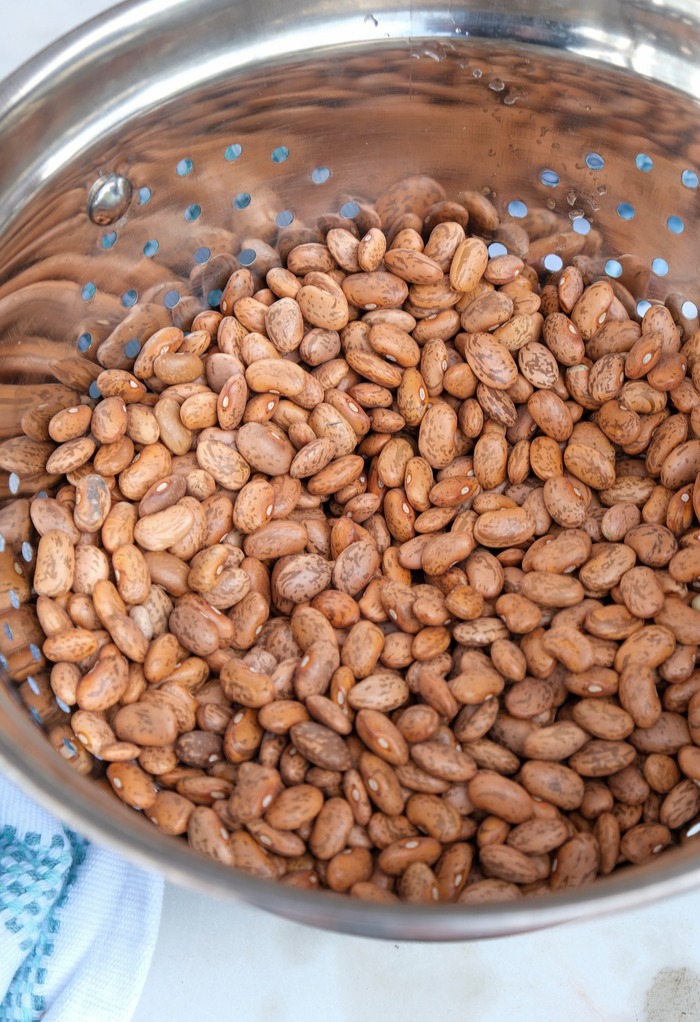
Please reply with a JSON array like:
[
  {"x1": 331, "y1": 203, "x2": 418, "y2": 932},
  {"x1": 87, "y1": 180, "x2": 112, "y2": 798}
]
[{"x1": 0, "y1": 773, "x2": 163, "y2": 1022}]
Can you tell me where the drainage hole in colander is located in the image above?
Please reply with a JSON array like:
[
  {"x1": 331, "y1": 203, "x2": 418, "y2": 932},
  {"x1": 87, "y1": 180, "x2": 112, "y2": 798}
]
[
  {"x1": 21, "y1": 542, "x2": 32, "y2": 564},
  {"x1": 488, "y1": 242, "x2": 507, "y2": 257},
  {"x1": 682, "y1": 169, "x2": 698, "y2": 188},
  {"x1": 143, "y1": 239, "x2": 159, "y2": 258},
  {"x1": 605, "y1": 259, "x2": 623, "y2": 278},
  {"x1": 8, "y1": 474, "x2": 19, "y2": 496},
  {"x1": 121, "y1": 289, "x2": 138, "y2": 308},
  {"x1": 101, "y1": 231, "x2": 117, "y2": 249},
  {"x1": 208, "y1": 289, "x2": 223, "y2": 307},
  {"x1": 77, "y1": 332, "x2": 92, "y2": 352},
  {"x1": 667, "y1": 215, "x2": 684, "y2": 234},
  {"x1": 543, "y1": 253, "x2": 563, "y2": 272},
  {"x1": 176, "y1": 158, "x2": 193, "y2": 176},
  {"x1": 81, "y1": 282, "x2": 96, "y2": 301},
  {"x1": 138, "y1": 186, "x2": 151, "y2": 205},
  {"x1": 311, "y1": 166, "x2": 331, "y2": 185},
  {"x1": 636, "y1": 153, "x2": 653, "y2": 172},
  {"x1": 233, "y1": 192, "x2": 251, "y2": 210},
  {"x1": 271, "y1": 146, "x2": 290, "y2": 163},
  {"x1": 194, "y1": 247, "x2": 210, "y2": 264},
  {"x1": 652, "y1": 257, "x2": 669, "y2": 276},
  {"x1": 571, "y1": 218, "x2": 590, "y2": 235},
  {"x1": 239, "y1": 249, "x2": 257, "y2": 267},
  {"x1": 617, "y1": 202, "x2": 634, "y2": 220},
  {"x1": 124, "y1": 339, "x2": 141, "y2": 358},
  {"x1": 340, "y1": 201, "x2": 360, "y2": 219},
  {"x1": 682, "y1": 300, "x2": 698, "y2": 318},
  {"x1": 585, "y1": 152, "x2": 605, "y2": 170},
  {"x1": 637, "y1": 299, "x2": 652, "y2": 316},
  {"x1": 184, "y1": 204, "x2": 201, "y2": 222},
  {"x1": 540, "y1": 169, "x2": 559, "y2": 187},
  {"x1": 224, "y1": 143, "x2": 242, "y2": 162},
  {"x1": 88, "y1": 381, "x2": 101, "y2": 399},
  {"x1": 507, "y1": 199, "x2": 527, "y2": 218},
  {"x1": 275, "y1": 210, "x2": 294, "y2": 228},
  {"x1": 164, "y1": 289, "x2": 180, "y2": 309}
]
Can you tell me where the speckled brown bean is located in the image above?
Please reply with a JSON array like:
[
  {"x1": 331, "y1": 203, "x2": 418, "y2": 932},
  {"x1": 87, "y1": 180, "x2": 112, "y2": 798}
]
[
  {"x1": 107, "y1": 761, "x2": 157, "y2": 810},
  {"x1": 550, "y1": 832, "x2": 601, "y2": 889},
  {"x1": 520, "y1": 761, "x2": 585, "y2": 811},
  {"x1": 450, "y1": 238, "x2": 489, "y2": 293},
  {"x1": 34, "y1": 531, "x2": 75, "y2": 598},
  {"x1": 522, "y1": 722, "x2": 589, "y2": 762},
  {"x1": 149, "y1": 791, "x2": 196, "y2": 835},
  {"x1": 507, "y1": 818, "x2": 569, "y2": 856},
  {"x1": 326, "y1": 847, "x2": 374, "y2": 892},
  {"x1": 405, "y1": 793, "x2": 461, "y2": 842},
  {"x1": 480, "y1": 844, "x2": 543, "y2": 885},
  {"x1": 397, "y1": 862, "x2": 441, "y2": 903},
  {"x1": 272, "y1": 554, "x2": 332, "y2": 603},
  {"x1": 43, "y1": 628, "x2": 99, "y2": 663},
  {"x1": 377, "y1": 835, "x2": 442, "y2": 876},
  {"x1": 347, "y1": 673, "x2": 409, "y2": 713},
  {"x1": 341, "y1": 271, "x2": 409, "y2": 311},
  {"x1": 569, "y1": 740, "x2": 637, "y2": 777},
  {"x1": 594, "y1": 812, "x2": 621, "y2": 875},
  {"x1": 417, "y1": 402, "x2": 458, "y2": 469},
  {"x1": 264, "y1": 784, "x2": 324, "y2": 830},
  {"x1": 571, "y1": 281, "x2": 614, "y2": 340},
  {"x1": 468, "y1": 772, "x2": 534, "y2": 824},
  {"x1": 659, "y1": 780, "x2": 700, "y2": 829},
  {"x1": 111, "y1": 544, "x2": 151, "y2": 606},
  {"x1": 187, "y1": 807, "x2": 235, "y2": 866},
  {"x1": 76, "y1": 655, "x2": 129, "y2": 712},
  {"x1": 113, "y1": 699, "x2": 179, "y2": 747},
  {"x1": 519, "y1": 572, "x2": 584, "y2": 608},
  {"x1": 358, "y1": 752, "x2": 405, "y2": 815},
  {"x1": 309, "y1": 798, "x2": 355, "y2": 860},
  {"x1": 620, "y1": 822, "x2": 671, "y2": 864},
  {"x1": 457, "y1": 880, "x2": 521, "y2": 904},
  {"x1": 288, "y1": 721, "x2": 351, "y2": 772}
]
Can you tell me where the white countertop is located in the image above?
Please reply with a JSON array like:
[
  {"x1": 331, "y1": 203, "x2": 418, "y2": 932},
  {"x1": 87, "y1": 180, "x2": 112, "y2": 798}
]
[
  {"x1": 130, "y1": 883, "x2": 700, "y2": 1022},
  {"x1": 5, "y1": 6, "x2": 700, "y2": 1021}
]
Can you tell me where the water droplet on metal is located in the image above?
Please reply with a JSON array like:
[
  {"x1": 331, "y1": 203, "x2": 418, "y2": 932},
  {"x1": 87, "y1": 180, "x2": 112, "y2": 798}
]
[
  {"x1": 503, "y1": 88, "x2": 527, "y2": 105},
  {"x1": 87, "y1": 173, "x2": 133, "y2": 225}
]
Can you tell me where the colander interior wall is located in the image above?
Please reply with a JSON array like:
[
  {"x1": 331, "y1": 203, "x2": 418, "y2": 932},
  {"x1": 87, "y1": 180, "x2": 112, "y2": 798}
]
[{"x1": 1, "y1": 0, "x2": 700, "y2": 939}]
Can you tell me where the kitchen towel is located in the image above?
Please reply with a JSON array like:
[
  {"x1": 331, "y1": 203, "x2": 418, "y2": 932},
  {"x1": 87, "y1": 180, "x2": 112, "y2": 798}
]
[{"x1": 0, "y1": 772, "x2": 163, "y2": 1022}]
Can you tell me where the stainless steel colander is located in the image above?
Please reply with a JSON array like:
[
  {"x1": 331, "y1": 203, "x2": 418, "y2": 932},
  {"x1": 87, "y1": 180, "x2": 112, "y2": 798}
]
[{"x1": 1, "y1": 0, "x2": 700, "y2": 940}]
